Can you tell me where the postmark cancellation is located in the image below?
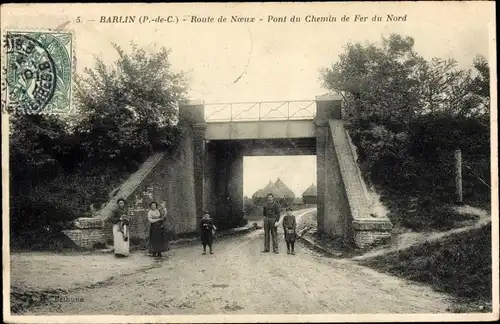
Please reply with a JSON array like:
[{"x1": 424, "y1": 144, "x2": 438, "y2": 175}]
[{"x1": 1, "y1": 30, "x2": 74, "y2": 114}]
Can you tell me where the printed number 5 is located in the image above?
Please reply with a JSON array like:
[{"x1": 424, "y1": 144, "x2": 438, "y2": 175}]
[{"x1": 76, "y1": 16, "x2": 82, "y2": 23}]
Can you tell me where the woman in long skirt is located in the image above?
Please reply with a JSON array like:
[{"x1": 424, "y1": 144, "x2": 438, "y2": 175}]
[
  {"x1": 147, "y1": 201, "x2": 167, "y2": 257},
  {"x1": 110, "y1": 198, "x2": 130, "y2": 257}
]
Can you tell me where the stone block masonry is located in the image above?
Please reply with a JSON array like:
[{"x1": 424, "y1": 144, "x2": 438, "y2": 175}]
[
  {"x1": 63, "y1": 228, "x2": 106, "y2": 249},
  {"x1": 353, "y1": 231, "x2": 392, "y2": 249},
  {"x1": 329, "y1": 120, "x2": 370, "y2": 222},
  {"x1": 352, "y1": 219, "x2": 393, "y2": 249},
  {"x1": 328, "y1": 120, "x2": 393, "y2": 248},
  {"x1": 62, "y1": 218, "x2": 105, "y2": 249}
]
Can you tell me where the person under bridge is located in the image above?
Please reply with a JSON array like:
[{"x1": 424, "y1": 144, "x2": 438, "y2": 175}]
[{"x1": 262, "y1": 193, "x2": 281, "y2": 254}]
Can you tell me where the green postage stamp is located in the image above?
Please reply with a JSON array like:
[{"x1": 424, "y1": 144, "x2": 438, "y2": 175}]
[{"x1": 2, "y1": 30, "x2": 74, "y2": 114}]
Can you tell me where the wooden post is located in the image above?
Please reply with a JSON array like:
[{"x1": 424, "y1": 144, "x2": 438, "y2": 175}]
[{"x1": 454, "y1": 149, "x2": 463, "y2": 204}]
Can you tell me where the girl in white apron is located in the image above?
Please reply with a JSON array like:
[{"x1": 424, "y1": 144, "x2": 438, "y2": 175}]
[{"x1": 110, "y1": 198, "x2": 130, "y2": 257}]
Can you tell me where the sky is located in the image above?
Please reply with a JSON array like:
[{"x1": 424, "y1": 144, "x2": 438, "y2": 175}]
[
  {"x1": 2, "y1": 2, "x2": 495, "y2": 197},
  {"x1": 2, "y1": 3, "x2": 492, "y2": 102},
  {"x1": 243, "y1": 156, "x2": 316, "y2": 197},
  {"x1": 80, "y1": 4, "x2": 490, "y2": 104}
]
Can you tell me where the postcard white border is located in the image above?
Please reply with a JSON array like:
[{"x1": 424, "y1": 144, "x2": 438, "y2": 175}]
[{"x1": 2, "y1": 1, "x2": 498, "y2": 323}]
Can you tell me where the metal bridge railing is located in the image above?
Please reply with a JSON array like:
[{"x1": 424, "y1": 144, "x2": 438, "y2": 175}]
[{"x1": 204, "y1": 100, "x2": 316, "y2": 122}]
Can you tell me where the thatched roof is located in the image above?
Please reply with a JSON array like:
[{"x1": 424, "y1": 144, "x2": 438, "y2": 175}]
[
  {"x1": 252, "y1": 188, "x2": 264, "y2": 199},
  {"x1": 302, "y1": 183, "x2": 317, "y2": 197},
  {"x1": 256, "y1": 180, "x2": 283, "y2": 199},
  {"x1": 274, "y1": 178, "x2": 295, "y2": 199}
]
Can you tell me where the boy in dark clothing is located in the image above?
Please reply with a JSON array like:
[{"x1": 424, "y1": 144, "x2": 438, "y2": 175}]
[
  {"x1": 200, "y1": 211, "x2": 216, "y2": 255},
  {"x1": 282, "y1": 208, "x2": 297, "y2": 255}
]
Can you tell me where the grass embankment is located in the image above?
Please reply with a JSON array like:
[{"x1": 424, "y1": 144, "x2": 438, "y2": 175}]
[
  {"x1": 379, "y1": 188, "x2": 487, "y2": 231},
  {"x1": 358, "y1": 222, "x2": 492, "y2": 313},
  {"x1": 297, "y1": 209, "x2": 317, "y2": 230},
  {"x1": 11, "y1": 168, "x2": 131, "y2": 252}
]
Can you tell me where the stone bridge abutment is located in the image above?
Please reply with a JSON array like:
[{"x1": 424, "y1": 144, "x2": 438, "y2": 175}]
[{"x1": 179, "y1": 95, "x2": 393, "y2": 248}]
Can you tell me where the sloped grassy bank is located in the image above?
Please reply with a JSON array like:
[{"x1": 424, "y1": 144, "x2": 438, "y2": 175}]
[{"x1": 357, "y1": 222, "x2": 492, "y2": 313}]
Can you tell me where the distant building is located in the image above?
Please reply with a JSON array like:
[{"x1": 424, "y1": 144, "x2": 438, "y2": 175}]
[
  {"x1": 257, "y1": 181, "x2": 282, "y2": 200},
  {"x1": 274, "y1": 178, "x2": 295, "y2": 207},
  {"x1": 302, "y1": 184, "x2": 317, "y2": 205},
  {"x1": 251, "y1": 188, "x2": 264, "y2": 204},
  {"x1": 292, "y1": 196, "x2": 303, "y2": 205}
]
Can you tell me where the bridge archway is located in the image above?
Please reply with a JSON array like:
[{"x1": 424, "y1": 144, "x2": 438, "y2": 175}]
[{"x1": 205, "y1": 139, "x2": 317, "y2": 230}]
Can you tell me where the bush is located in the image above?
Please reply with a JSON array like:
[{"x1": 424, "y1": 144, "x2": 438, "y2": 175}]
[
  {"x1": 243, "y1": 197, "x2": 258, "y2": 215},
  {"x1": 349, "y1": 115, "x2": 489, "y2": 194},
  {"x1": 348, "y1": 114, "x2": 490, "y2": 230},
  {"x1": 10, "y1": 196, "x2": 77, "y2": 237},
  {"x1": 10, "y1": 166, "x2": 130, "y2": 238},
  {"x1": 398, "y1": 205, "x2": 480, "y2": 231}
]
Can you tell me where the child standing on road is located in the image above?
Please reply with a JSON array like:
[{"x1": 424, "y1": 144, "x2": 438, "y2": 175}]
[
  {"x1": 200, "y1": 211, "x2": 216, "y2": 255},
  {"x1": 282, "y1": 208, "x2": 297, "y2": 255}
]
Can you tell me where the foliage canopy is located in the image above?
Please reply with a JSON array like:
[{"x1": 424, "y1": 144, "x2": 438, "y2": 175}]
[{"x1": 11, "y1": 43, "x2": 189, "y2": 237}]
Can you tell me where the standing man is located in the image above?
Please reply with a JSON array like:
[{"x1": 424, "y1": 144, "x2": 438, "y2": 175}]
[{"x1": 262, "y1": 193, "x2": 281, "y2": 253}]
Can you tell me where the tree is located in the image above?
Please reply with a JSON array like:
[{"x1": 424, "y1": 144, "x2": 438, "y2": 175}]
[
  {"x1": 320, "y1": 33, "x2": 490, "y2": 187},
  {"x1": 470, "y1": 54, "x2": 490, "y2": 117},
  {"x1": 10, "y1": 114, "x2": 71, "y2": 187},
  {"x1": 320, "y1": 34, "x2": 489, "y2": 126},
  {"x1": 74, "y1": 42, "x2": 188, "y2": 171},
  {"x1": 417, "y1": 56, "x2": 489, "y2": 118},
  {"x1": 10, "y1": 43, "x2": 190, "y2": 239},
  {"x1": 321, "y1": 34, "x2": 424, "y2": 128}
]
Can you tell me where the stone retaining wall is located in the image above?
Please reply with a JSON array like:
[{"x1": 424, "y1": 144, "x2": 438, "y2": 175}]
[
  {"x1": 352, "y1": 219, "x2": 393, "y2": 248},
  {"x1": 329, "y1": 120, "x2": 393, "y2": 248},
  {"x1": 62, "y1": 218, "x2": 105, "y2": 249}
]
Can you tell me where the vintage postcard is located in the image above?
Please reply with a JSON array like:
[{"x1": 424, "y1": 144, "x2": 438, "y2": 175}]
[{"x1": 1, "y1": 1, "x2": 498, "y2": 323}]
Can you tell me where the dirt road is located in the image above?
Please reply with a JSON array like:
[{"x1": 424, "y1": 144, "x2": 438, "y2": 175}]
[{"x1": 20, "y1": 210, "x2": 453, "y2": 315}]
